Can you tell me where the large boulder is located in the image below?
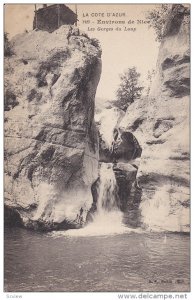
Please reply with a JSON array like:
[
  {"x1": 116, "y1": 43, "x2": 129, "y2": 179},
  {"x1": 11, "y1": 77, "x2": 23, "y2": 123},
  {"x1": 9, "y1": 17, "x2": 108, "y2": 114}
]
[
  {"x1": 4, "y1": 26, "x2": 101, "y2": 230},
  {"x1": 120, "y1": 4, "x2": 190, "y2": 232},
  {"x1": 113, "y1": 129, "x2": 142, "y2": 162}
]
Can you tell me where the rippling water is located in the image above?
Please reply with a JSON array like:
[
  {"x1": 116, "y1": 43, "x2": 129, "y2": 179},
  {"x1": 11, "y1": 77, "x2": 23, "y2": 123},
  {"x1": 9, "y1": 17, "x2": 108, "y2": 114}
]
[{"x1": 4, "y1": 226, "x2": 190, "y2": 292}]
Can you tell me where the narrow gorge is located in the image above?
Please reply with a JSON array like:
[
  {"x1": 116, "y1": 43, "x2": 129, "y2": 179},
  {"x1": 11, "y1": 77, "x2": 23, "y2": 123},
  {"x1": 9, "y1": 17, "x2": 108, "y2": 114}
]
[
  {"x1": 4, "y1": 4, "x2": 190, "y2": 293},
  {"x1": 5, "y1": 4, "x2": 190, "y2": 234}
]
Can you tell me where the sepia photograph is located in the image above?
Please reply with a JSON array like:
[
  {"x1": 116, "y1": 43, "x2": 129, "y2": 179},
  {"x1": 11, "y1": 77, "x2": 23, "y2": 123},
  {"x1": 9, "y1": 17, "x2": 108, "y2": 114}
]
[{"x1": 4, "y1": 2, "x2": 190, "y2": 294}]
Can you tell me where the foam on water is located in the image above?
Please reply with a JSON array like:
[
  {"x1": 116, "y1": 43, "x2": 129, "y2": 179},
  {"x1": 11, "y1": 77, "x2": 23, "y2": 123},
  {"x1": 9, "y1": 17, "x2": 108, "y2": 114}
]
[
  {"x1": 52, "y1": 212, "x2": 143, "y2": 237},
  {"x1": 51, "y1": 163, "x2": 143, "y2": 237}
]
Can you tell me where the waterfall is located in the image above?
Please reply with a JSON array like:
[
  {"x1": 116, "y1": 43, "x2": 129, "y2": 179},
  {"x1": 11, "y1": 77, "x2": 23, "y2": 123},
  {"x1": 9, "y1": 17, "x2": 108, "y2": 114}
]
[
  {"x1": 83, "y1": 162, "x2": 125, "y2": 235},
  {"x1": 51, "y1": 163, "x2": 142, "y2": 237},
  {"x1": 97, "y1": 163, "x2": 119, "y2": 214},
  {"x1": 61, "y1": 163, "x2": 126, "y2": 236}
]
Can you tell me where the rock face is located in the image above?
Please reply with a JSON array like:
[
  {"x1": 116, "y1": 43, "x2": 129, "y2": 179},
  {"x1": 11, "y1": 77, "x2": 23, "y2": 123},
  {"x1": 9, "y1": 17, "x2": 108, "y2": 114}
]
[
  {"x1": 113, "y1": 162, "x2": 139, "y2": 210},
  {"x1": 120, "y1": 4, "x2": 190, "y2": 232},
  {"x1": 4, "y1": 26, "x2": 101, "y2": 230}
]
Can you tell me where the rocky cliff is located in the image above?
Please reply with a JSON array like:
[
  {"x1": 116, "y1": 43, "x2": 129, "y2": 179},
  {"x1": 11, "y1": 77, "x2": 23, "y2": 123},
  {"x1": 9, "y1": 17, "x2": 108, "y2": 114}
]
[
  {"x1": 120, "y1": 4, "x2": 190, "y2": 232},
  {"x1": 4, "y1": 26, "x2": 101, "y2": 230}
]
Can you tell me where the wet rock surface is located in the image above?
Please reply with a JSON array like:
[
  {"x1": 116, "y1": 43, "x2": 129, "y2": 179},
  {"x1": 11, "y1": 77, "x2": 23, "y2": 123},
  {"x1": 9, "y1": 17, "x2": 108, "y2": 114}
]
[{"x1": 113, "y1": 163, "x2": 139, "y2": 211}]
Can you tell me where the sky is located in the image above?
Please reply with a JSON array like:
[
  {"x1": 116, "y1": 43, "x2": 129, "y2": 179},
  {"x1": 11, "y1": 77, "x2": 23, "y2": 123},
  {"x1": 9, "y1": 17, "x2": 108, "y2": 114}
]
[{"x1": 4, "y1": 4, "x2": 160, "y2": 100}]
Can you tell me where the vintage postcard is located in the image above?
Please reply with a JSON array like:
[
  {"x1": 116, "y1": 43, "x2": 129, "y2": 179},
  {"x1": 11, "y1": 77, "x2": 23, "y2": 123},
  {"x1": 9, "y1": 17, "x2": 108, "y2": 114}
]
[{"x1": 4, "y1": 3, "x2": 190, "y2": 294}]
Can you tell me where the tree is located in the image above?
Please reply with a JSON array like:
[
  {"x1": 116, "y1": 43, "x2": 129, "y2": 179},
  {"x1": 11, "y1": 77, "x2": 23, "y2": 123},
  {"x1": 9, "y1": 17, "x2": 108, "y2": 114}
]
[
  {"x1": 147, "y1": 4, "x2": 190, "y2": 42},
  {"x1": 115, "y1": 67, "x2": 144, "y2": 111},
  {"x1": 146, "y1": 4, "x2": 171, "y2": 42}
]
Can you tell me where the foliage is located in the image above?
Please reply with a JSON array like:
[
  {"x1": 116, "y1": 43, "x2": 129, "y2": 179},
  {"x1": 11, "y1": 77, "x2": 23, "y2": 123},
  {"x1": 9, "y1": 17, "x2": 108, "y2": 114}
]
[
  {"x1": 4, "y1": 32, "x2": 14, "y2": 57},
  {"x1": 115, "y1": 67, "x2": 144, "y2": 111},
  {"x1": 90, "y1": 38, "x2": 101, "y2": 54},
  {"x1": 146, "y1": 4, "x2": 171, "y2": 41},
  {"x1": 4, "y1": 90, "x2": 19, "y2": 111}
]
